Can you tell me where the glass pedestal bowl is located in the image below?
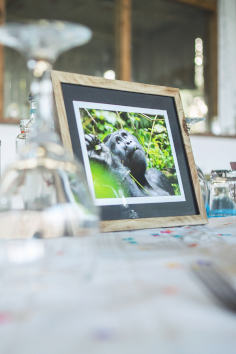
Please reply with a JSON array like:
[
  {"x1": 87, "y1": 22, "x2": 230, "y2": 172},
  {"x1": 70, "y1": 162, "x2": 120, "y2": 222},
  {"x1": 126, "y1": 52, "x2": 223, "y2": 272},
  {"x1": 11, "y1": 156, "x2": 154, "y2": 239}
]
[{"x1": 0, "y1": 20, "x2": 99, "y2": 239}]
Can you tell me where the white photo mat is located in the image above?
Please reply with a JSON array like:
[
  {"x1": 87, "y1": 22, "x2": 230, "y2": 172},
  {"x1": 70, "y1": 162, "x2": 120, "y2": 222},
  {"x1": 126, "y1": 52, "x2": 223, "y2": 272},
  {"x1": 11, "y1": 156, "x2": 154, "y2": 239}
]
[{"x1": 73, "y1": 101, "x2": 185, "y2": 207}]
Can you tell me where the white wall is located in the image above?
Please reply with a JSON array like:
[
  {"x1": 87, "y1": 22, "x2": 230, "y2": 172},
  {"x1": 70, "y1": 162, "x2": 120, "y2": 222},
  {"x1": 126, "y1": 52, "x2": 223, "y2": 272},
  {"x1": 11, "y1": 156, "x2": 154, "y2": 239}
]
[{"x1": 190, "y1": 135, "x2": 236, "y2": 174}]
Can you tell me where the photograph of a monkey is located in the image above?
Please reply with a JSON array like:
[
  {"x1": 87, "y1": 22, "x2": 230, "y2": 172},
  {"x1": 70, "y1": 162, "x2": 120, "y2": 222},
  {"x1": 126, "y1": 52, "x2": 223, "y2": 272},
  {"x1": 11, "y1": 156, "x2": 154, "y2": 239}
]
[{"x1": 73, "y1": 101, "x2": 185, "y2": 206}]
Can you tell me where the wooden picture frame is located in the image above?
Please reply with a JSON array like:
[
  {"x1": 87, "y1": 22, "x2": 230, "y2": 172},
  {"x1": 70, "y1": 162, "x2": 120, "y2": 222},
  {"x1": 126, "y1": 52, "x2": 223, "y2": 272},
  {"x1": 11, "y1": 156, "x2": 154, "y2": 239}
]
[{"x1": 51, "y1": 70, "x2": 208, "y2": 232}]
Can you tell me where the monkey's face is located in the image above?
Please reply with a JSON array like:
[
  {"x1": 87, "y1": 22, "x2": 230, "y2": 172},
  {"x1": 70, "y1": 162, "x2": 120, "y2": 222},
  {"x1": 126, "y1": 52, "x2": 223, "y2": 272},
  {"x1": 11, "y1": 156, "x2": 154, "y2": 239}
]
[{"x1": 105, "y1": 129, "x2": 147, "y2": 177}]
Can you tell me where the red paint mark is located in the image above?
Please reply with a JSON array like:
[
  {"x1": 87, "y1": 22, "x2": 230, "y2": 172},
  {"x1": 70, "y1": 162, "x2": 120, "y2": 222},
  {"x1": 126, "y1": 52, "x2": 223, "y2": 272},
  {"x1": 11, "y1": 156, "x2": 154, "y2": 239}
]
[
  {"x1": 0, "y1": 312, "x2": 11, "y2": 324},
  {"x1": 161, "y1": 286, "x2": 178, "y2": 295},
  {"x1": 161, "y1": 230, "x2": 173, "y2": 234},
  {"x1": 188, "y1": 243, "x2": 198, "y2": 248},
  {"x1": 56, "y1": 251, "x2": 64, "y2": 256}
]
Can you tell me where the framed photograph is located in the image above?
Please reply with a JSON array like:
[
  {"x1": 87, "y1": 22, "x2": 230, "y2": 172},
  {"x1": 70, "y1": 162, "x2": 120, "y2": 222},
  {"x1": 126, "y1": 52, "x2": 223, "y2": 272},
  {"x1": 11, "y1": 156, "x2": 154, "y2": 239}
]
[{"x1": 51, "y1": 70, "x2": 208, "y2": 232}]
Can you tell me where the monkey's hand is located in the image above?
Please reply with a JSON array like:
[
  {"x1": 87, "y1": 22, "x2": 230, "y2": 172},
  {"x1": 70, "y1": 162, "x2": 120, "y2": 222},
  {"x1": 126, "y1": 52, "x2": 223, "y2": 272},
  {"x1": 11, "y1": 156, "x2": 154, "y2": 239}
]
[
  {"x1": 85, "y1": 134, "x2": 101, "y2": 150},
  {"x1": 85, "y1": 134, "x2": 113, "y2": 167}
]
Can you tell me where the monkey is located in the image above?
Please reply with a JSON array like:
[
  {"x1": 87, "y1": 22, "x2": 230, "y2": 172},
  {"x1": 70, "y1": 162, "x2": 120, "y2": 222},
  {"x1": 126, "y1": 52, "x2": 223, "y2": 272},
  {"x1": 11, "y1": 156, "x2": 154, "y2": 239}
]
[{"x1": 85, "y1": 129, "x2": 175, "y2": 197}]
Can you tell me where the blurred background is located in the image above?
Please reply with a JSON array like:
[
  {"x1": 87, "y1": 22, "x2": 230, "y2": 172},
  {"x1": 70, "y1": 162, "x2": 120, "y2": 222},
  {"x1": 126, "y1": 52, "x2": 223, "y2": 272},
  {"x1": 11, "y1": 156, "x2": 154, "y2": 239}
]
[{"x1": 0, "y1": 0, "x2": 235, "y2": 176}]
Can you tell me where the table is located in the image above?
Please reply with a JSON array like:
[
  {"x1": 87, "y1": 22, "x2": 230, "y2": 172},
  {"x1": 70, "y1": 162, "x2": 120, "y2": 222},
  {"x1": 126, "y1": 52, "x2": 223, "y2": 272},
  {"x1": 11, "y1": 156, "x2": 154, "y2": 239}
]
[{"x1": 1, "y1": 217, "x2": 236, "y2": 354}]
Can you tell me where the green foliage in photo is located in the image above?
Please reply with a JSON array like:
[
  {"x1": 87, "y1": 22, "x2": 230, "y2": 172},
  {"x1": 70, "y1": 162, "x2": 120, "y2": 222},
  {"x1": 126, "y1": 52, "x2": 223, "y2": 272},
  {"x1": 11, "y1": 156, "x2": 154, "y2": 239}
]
[
  {"x1": 80, "y1": 108, "x2": 180, "y2": 195},
  {"x1": 90, "y1": 161, "x2": 127, "y2": 199}
]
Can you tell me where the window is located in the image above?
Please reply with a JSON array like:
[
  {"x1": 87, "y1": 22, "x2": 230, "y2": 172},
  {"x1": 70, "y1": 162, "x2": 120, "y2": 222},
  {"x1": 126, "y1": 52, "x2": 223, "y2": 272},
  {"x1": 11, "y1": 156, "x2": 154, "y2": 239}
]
[
  {"x1": 3, "y1": 0, "x2": 116, "y2": 120},
  {"x1": 2, "y1": 0, "x2": 217, "y2": 134},
  {"x1": 132, "y1": 0, "x2": 217, "y2": 133}
]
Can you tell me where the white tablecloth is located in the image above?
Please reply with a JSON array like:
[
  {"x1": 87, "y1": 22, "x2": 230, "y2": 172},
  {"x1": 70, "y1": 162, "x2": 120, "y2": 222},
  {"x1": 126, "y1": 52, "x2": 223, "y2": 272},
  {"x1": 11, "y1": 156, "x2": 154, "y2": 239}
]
[{"x1": 1, "y1": 217, "x2": 236, "y2": 354}]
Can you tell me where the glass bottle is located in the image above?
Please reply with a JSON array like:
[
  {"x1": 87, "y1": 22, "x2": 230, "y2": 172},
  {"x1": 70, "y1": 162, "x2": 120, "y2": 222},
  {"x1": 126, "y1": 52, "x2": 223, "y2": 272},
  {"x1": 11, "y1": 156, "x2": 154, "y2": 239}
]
[
  {"x1": 185, "y1": 117, "x2": 209, "y2": 212},
  {"x1": 26, "y1": 93, "x2": 37, "y2": 135},
  {"x1": 16, "y1": 94, "x2": 36, "y2": 154},
  {"x1": 16, "y1": 119, "x2": 30, "y2": 154}
]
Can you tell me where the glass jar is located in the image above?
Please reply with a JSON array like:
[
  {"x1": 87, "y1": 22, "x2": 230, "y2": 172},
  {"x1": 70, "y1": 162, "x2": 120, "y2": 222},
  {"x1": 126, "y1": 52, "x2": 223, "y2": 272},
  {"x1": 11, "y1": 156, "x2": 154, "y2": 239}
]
[
  {"x1": 197, "y1": 165, "x2": 209, "y2": 212},
  {"x1": 209, "y1": 170, "x2": 236, "y2": 216}
]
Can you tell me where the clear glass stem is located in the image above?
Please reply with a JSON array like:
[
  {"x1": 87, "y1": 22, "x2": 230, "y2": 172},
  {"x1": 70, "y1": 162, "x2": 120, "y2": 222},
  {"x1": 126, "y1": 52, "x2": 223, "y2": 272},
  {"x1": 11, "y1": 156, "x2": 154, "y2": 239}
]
[{"x1": 28, "y1": 59, "x2": 54, "y2": 138}]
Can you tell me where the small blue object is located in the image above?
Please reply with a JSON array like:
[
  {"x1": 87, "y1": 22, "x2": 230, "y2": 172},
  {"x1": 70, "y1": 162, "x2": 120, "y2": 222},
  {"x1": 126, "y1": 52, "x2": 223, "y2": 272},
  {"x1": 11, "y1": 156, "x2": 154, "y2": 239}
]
[{"x1": 208, "y1": 209, "x2": 236, "y2": 218}]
